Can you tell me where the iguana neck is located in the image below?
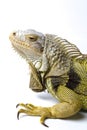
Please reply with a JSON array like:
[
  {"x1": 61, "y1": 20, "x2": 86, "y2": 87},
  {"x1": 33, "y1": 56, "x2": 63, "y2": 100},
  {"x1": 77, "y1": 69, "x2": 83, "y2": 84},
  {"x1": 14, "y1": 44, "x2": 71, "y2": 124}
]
[{"x1": 41, "y1": 34, "x2": 84, "y2": 78}]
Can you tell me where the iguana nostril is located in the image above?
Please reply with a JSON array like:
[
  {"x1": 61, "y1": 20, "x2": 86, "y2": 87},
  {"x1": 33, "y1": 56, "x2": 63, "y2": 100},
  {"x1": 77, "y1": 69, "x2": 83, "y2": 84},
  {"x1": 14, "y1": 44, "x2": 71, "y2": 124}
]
[{"x1": 13, "y1": 32, "x2": 16, "y2": 35}]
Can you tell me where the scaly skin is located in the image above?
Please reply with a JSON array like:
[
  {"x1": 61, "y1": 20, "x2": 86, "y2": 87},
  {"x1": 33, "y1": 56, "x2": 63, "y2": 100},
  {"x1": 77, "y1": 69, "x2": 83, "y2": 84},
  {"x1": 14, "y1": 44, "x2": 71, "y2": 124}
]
[{"x1": 9, "y1": 29, "x2": 87, "y2": 127}]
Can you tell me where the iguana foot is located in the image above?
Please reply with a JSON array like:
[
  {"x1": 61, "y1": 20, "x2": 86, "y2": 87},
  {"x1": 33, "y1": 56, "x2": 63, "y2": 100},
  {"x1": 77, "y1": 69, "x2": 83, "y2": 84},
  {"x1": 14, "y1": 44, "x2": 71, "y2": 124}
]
[{"x1": 16, "y1": 103, "x2": 51, "y2": 127}]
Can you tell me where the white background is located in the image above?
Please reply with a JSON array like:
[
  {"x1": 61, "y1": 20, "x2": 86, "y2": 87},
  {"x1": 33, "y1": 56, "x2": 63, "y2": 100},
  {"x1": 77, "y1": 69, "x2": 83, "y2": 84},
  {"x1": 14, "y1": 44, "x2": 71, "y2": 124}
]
[{"x1": 0, "y1": 0, "x2": 87, "y2": 129}]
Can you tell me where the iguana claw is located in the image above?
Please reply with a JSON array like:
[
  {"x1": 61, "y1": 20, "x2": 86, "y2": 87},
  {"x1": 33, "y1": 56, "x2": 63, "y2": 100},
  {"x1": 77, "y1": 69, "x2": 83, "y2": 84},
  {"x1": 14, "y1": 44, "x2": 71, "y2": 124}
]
[{"x1": 16, "y1": 103, "x2": 50, "y2": 127}]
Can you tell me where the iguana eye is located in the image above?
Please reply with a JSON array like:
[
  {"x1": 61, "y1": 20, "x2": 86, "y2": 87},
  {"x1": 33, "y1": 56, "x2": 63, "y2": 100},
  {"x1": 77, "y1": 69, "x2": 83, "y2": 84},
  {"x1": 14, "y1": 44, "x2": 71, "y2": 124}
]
[{"x1": 28, "y1": 35, "x2": 38, "y2": 42}]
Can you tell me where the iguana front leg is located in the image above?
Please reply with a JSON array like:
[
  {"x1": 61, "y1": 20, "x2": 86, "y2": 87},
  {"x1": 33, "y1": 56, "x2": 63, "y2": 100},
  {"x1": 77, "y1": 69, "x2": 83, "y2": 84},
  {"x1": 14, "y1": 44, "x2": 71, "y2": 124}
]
[
  {"x1": 45, "y1": 78, "x2": 82, "y2": 118},
  {"x1": 16, "y1": 78, "x2": 82, "y2": 127}
]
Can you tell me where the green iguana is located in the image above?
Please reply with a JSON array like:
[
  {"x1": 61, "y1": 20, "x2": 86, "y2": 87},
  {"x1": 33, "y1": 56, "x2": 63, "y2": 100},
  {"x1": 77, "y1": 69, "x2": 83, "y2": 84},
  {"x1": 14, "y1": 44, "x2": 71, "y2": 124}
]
[{"x1": 9, "y1": 29, "x2": 87, "y2": 127}]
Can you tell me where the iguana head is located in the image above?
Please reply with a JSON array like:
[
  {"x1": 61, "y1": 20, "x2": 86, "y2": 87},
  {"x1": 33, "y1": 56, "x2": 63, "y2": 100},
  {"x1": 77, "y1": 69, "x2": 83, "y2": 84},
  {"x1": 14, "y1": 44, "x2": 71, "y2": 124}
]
[{"x1": 9, "y1": 29, "x2": 45, "y2": 69}]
